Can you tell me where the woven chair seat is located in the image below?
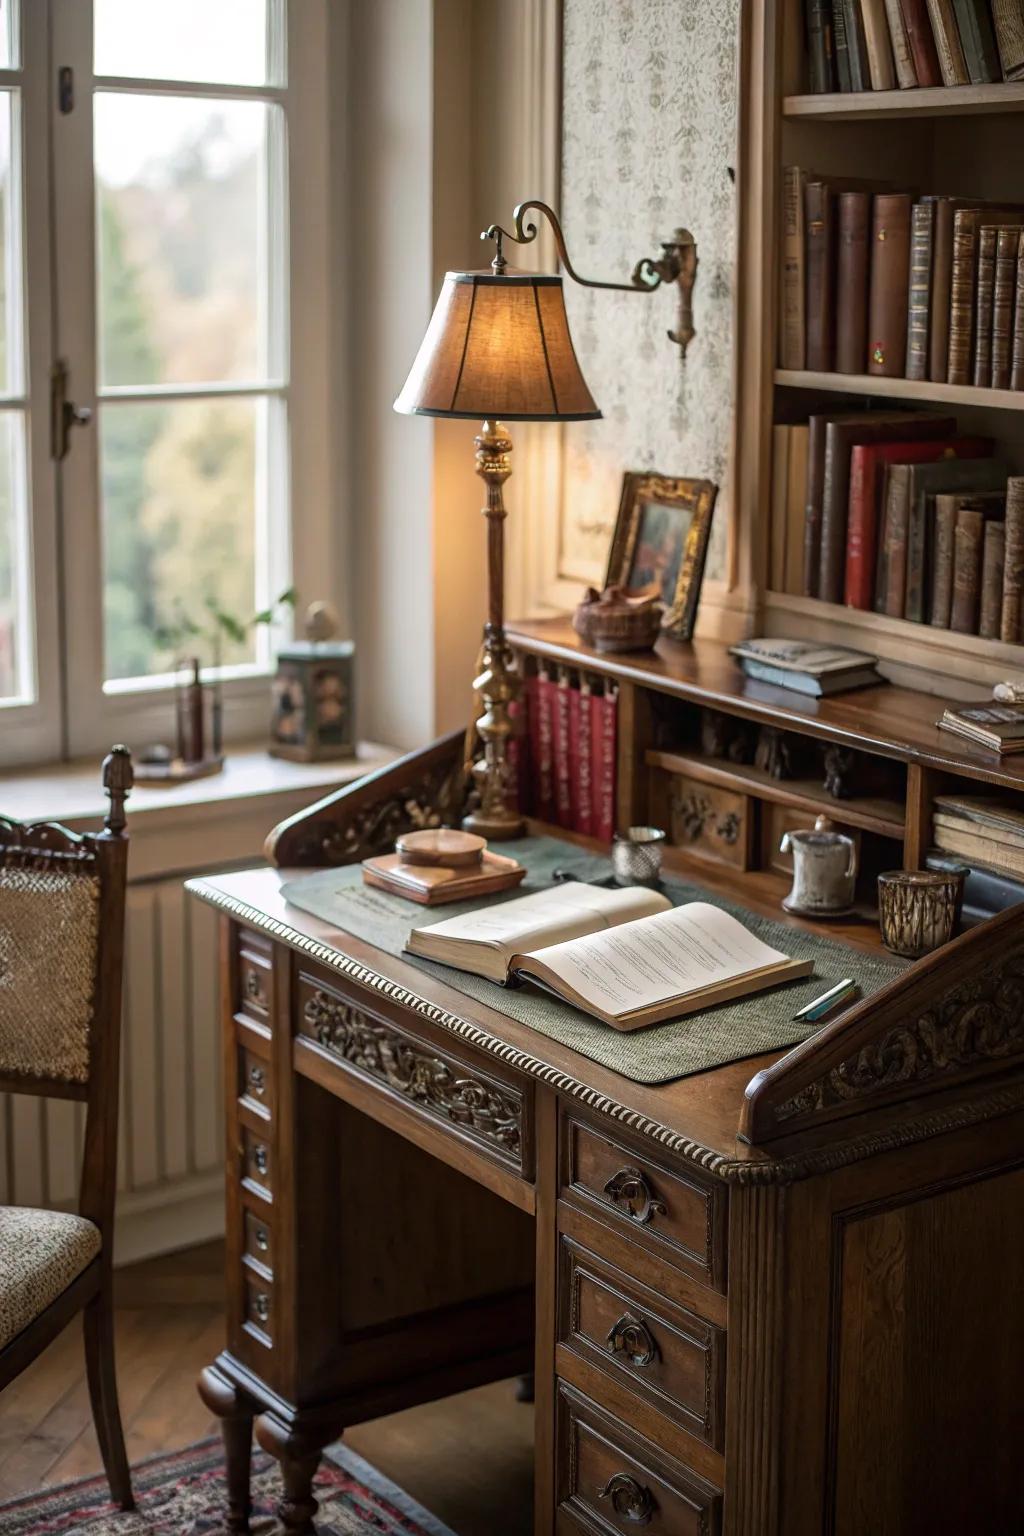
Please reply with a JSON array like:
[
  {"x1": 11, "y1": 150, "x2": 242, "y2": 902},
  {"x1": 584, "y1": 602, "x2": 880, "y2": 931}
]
[{"x1": 0, "y1": 1207, "x2": 101, "y2": 1351}]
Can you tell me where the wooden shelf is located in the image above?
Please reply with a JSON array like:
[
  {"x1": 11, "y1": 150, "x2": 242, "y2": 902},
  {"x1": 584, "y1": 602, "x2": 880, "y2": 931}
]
[
  {"x1": 783, "y1": 83, "x2": 1024, "y2": 121},
  {"x1": 775, "y1": 369, "x2": 1024, "y2": 412},
  {"x1": 646, "y1": 747, "x2": 906, "y2": 840}
]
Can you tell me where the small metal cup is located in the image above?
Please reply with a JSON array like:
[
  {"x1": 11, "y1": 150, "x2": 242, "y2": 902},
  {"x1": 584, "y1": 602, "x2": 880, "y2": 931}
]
[{"x1": 612, "y1": 826, "x2": 666, "y2": 886}]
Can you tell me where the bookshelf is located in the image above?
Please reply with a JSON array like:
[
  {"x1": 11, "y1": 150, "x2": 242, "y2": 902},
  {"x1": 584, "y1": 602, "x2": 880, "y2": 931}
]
[{"x1": 748, "y1": 1, "x2": 1024, "y2": 693}]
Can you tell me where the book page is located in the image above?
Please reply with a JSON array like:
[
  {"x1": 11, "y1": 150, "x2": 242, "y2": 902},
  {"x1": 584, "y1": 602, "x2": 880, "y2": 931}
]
[
  {"x1": 409, "y1": 881, "x2": 669, "y2": 959},
  {"x1": 519, "y1": 901, "x2": 792, "y2": 1018}
]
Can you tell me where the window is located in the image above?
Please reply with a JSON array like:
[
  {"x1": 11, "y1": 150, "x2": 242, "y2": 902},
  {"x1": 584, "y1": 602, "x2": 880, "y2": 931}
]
[{"x1": 1, "y1": 0, "x2": 332, "y2": 765}]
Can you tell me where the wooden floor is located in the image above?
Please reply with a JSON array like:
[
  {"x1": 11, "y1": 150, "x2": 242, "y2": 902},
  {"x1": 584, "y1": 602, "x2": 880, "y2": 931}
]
[{"x1": 0, "y1": 1242, "x2": 533, "y2": 1536}]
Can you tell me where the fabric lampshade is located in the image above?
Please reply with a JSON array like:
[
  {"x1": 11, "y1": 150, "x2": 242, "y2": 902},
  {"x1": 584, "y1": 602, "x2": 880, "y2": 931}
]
[{"x1": 394, "y1": 269, "x2": 601, "y2": 422}]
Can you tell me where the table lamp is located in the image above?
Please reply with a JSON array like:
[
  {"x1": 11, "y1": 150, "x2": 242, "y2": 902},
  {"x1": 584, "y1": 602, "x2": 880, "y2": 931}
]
[{"x1": 395, "y1": 200, "x2": 698, "y2": 839}]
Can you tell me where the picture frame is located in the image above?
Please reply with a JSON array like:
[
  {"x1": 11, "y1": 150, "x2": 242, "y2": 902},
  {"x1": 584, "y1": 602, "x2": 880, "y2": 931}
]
[{"x1": 604, "y1": 472, "x2": 718, "y2": 641}]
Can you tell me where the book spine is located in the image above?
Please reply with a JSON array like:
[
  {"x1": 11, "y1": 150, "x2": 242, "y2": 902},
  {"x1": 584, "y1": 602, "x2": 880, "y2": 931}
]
[
  {"x1": 818, "y1": 425, "x2": 851, "y2": 605},
  {"x1": 576, "y1": 678, "x2": 593, "y2": 837},
  {"x1": 950, "y1": 508, "x2": 985, "y2": 633},
  {"x1": 506, "y1": 694, "x2": 529, "y2": 816},
  {"x1": 867, "y1": 192, "x2": 912, "y2": 376},
  {"x1": 973, "y1": 226, "x2": 998, "y2": 388},
  {"x1": 992, "y1": 227, "x2": 1018, "y2": 390},
  {"x1": 948, "y1": 208, "x2": 980, "y2": 386},
  {"x1": 567, "y1": 677, "x2": 582, "y2": 832},
  {"x1": 553, "y1": 667, "x2": 572, "y2": 828},
  {"x1": 806, "y1": 0, "x2": 838, "y2": 91},
  {"x1": 805, "y1": 182, "x2": 836, "y2": 371},
  {"x1": 881, "y1": 464, "x2": 911, "y2": 617},
  {"x1": 833, "y1": 0, "x2": 855, "y2": 87},
  {"x1": 861, "y1": 0, "x2": 898, "y2": 84},
  {"x1": 928, "y1": 198, "x2": 955, "y2": 382},
  {"x1": 979, "y1": 520, "x2": 1006, "y2": 639},
  {"x1": 951, "y1": 0, "x2": 1001, "y2": 80},
  {"x1": 930, "y1": 495, "x2": 957, "y2": 627},
  {"x1": 884, "y1": 0, "x2": 919, "y2": 83},
  {"x1": 786, "y1": 425, "x2": 811, "y2": 594},
  {"x1": 534, "y1": 666, "x2": 556, "y2": 822},
  {"x1": 926, "y1": 0, "x2": 970, "y2": 82},
  {"x1": 1011, "y1": 231, "x2": 1024, "y2": 390},
  {"x1": 592, "y1": 686, "x2": 617, "y2": 844},
  {"x1": 841, "y1": 0, "x2": 871, "y2": 87},
  {"x1": 992, "y1": 0, "x2": 1024, "y2": 79},
  {"x1": 899, "y1": 0, "x2": 943, "y2": 82},
  {"x1": 904, "y1": 480, "x2": 929, "y2": 623},
  {"x1": 1002, "y1": 478, "x2": 1024, "y2": 641},
  {"x1": 835, "y1": 191, "x2": 870, "y2": 373},
  {"x1": 803, "y1": 415, "x2": 828, "y2": 597},
  {"x1": 771, "y1": 425, "x2": 791, "y2": 591},
  {"x1": 906, "y1": 201, "x2": 935, "y2": 382},
  {"x1": 844, "y1": 445, "x2": 877, "y2": 608},
  {"x1": 780, "y1": 166, "x2": 806, "y2": 370}
]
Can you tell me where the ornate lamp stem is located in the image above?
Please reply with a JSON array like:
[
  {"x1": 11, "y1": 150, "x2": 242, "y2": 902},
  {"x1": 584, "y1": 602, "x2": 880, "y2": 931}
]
[{"x1": 463, "y1": 420, "x2": 525, "y2": 840}]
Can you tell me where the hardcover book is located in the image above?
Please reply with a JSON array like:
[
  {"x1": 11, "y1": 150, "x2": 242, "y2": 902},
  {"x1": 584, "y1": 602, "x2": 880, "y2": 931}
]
[
  {"x1": 992, "y1": 0, "x2": 1024, "y2": 79},
  {"x1": 841, "y1": 0, "x2": 871, "y2": 87},
  {"x1": 867, "y1": 193, "x2": 912, "y2": 377},
  {"x1": 806, "y1": 182, "x2": 838, "y2": 371},
  {"x1": 898, "y1": 0, "x2": 943, "y2": 82},
  {"x1": 926, "y1": 0, "x2": 970, "y2": 82},
  {"x1": 972, "y1": 226, "x2": 999, "y2": 389},
  {"x1": 979, "y1": 521, "x2": 1007, "y2": 639},
  {"x1": 930, "y1": 495, "x2": 958, "y2": 627},
  {"x1": 883, "y1": 0, "x2": 919, "y2": 84},
  {"x1": 951, "y1": 0, "x2": 1001, "y2": 80},
  {"x1": 948, "y1": 208, "x2": 1024, "y2": 386},
  {"x1": 991, "y1": 227, "x2": 1019, "y2": 390},
  {"x1": 835, "y1": 190, "x2": 871, "y2": 373},
  {"x1": 861, "y1": 0, "x2": 898, "y2": 85},
  {"x1": 806, "y1": 0, "x2": 838, "y2": 91},
  {"x1": 1002, "y1": 478, "x2": 1024, "y2": 641},
  {"x1": 780, "y1": 166, "x2": 808, "y2": 370},
  {"x1": 1011, "y1": 232, "x2": 1024, "y2": 390},
  {"x1": 903, "y1": 458, "x2": 1005, "y2": 623},
  {"x1": 950, "y1": 507, "x2": 985, "y2": 634},
  {"x1": 906, "y1": 200, "x2": 935, "y2": 383}
]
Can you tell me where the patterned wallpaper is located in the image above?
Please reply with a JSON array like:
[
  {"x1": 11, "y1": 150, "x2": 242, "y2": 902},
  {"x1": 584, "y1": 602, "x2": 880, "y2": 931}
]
[{"x1": 559, "y1": 0, "x2": 740, "y2": 587}]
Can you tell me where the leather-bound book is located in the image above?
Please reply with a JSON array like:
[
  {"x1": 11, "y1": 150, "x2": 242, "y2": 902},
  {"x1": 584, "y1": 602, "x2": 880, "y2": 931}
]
[
  {"x1": 926, "y1": 0, "x2": 970, "y2": 82},
  {"x1": 553, "y1": 668, "x2": 572, "y2": 828},
  {"x1": 948, "y1": 209, "x2": 1024, "y2": 386},
  {"x1": 867, "y1": 193, "x2": 912, "y2": 377},
  {"x1": 992, "y1": 0, "x2": 1024, "y2": 79},
  {"x1": 770, "y1": 425, "x2": 791, "y2": 591},
  {"x1": 928, "y1": 197, "x2": 957, "y2": 382},
  {"x1": 833, "y1": 0, "x2": 855, "y2": 87},
  {"x1": 952, "y1": 0, "x2": 1001, "y2": 79},
  {"x1": 806, "y1": 182, "x2": 837, "y2": 370},
  {"x1": 786, "y1": 425, "x2": 811, "y2": 594},
  {"x1": 992, "y1": 227, "x2": 1019, "y2": 390},
  {"x1": 879, "y1": 465, "x2": 912, "y2": 617},
  {"x1": 841, "y1": 0, "x2": 871, "y2": 87},
  {"x1": 1003, "y1": 478, "x2": 1024, "y2": 641},
  {"x1": 861, "y1": 0, "x2": 898, "y2": 85},
  {"x1": 980, "y1": 521, "x2": 1006, "y2": 639},
  {"x1": 819, "y1": 410, "x2": 955, "y2": 603},
  {"x1": 904, "y1": 458, "x2": 1005, "y2": 623},
  {"x1": 1011, "y1": 232, "x2": 1024, "y2": 390},
  {"x1": 780, "y1": 166, "x2": 807, "y2": 370},
  {"x1": 806, "y1": 0, "x2": 837, "y2": 91},
  {"x1": 803, "y1": 414, "x2": 829, "y2": 596},
  {"x1": 884, "y1": 0, "x2": 919, "y2": 83},
  {"x1": 906, "y1": 200, "x2": 935, "y2": 382},
  {"x1": 836, "y1": 191, "x2": 871, "y2": 372},
  {"x1": 973, "y1": 226, "x2": 998, "y2": 388},
  {"x1": 930, "y1": 495, "x2": 958, "y2": 627},
  {"x1": 950, "y1": 508, "x2": 985, "y2": 634},
  {"x1": 899, "y1": 0, "x2": 943, "y2": 82}
]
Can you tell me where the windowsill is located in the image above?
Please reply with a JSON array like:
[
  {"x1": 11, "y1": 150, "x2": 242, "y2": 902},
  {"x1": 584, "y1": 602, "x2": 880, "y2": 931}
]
[{"x1": 0, "y1": 740, "x2": 399, "y2": 832}]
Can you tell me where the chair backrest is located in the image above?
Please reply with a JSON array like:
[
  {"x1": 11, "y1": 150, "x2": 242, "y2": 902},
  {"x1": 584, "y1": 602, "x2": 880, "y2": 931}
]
[{"x1": 0, "y1": 747, "x2": 132, "y2": 1241}]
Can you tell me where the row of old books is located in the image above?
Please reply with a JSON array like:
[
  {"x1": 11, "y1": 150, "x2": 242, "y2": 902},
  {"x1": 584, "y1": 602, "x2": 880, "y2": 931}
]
[
  {"x1": 804, "y1": 0, "x2": 1024, "y2": 92},
  {"x1": 518, "y1": 667, "x2": 618, "y2": 839},
  {"x1": 772, "y1": 408, "x2": 1024, "y2": 639},
  {"x1": 931, "y1": 793, "x2": 1024, "y2": 876},
  {"x1": 780, "y1": 170, "x2": 1024, "y2": 389}
]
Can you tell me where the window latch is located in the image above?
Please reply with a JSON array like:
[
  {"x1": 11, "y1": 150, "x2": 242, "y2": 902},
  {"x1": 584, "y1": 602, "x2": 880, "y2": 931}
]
[{"x1": 50, "y1": 358, "x2": 92, "y2": 461}]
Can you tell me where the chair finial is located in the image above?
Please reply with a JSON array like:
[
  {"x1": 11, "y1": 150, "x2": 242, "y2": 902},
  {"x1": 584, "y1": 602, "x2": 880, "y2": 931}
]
[{"x1": 102, "y1": 745, "x2": 133, "y2": 835}]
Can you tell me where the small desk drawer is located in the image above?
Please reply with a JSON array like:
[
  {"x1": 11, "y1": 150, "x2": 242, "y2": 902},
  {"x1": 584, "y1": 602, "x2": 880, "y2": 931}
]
[
  {"x1": 241, "y1": 1126, "x2": 273, "y2": 1196},
  {"x1": 561, "y1": 1112, "x2": 726, "y2": 1291},
  {"x1": 243, "y1": 1270, "x2": 274, "y2": 1347},
  {"x1": 244, "y1": 1208, "x2": 273, "y2": 1272},
  {"x1": 236, "y1": 931, "x2": 274, "y2": 1029},
  {"x1": 238, "y1": 1045, "x2": 273, "y2": 1119},
  {"x1": 557, "y1": 1383, "x2": 721, "y2": 1536},
  {"x1": 558, "y1": 1237, "x2": 725, "y2": 1448}
]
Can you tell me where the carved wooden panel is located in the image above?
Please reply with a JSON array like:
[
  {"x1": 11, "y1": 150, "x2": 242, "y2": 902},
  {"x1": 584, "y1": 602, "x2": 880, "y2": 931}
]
[
  {"x1": 286, "y1": 758, "x2": 467, "y2": 867},
  {"x1": 297, "y1": 974, "x2": 525, "y2": 1171}
]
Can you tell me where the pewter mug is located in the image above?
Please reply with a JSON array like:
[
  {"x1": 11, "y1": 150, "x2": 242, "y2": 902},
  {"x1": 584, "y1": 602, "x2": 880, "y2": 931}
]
[{"x1": 780, "y1": 816, "x2": 857, "y2": 915}]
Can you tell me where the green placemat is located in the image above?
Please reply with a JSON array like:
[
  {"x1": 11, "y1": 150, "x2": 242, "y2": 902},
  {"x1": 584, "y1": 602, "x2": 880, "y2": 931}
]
[{"x1": 280, "y1": 837, "x2": 907, "y2": 1086}]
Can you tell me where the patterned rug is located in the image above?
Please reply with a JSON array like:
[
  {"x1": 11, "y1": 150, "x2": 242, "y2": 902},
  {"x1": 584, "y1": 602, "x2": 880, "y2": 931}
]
[{"x1": 0, "y1": 1437, "x2": 458, "y2": 1535}]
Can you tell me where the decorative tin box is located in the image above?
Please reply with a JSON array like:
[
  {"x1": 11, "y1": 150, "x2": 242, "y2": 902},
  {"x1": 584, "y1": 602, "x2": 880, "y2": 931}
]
[{"x1": 270, "y1": 639, "x2": 355, "y2": 762}]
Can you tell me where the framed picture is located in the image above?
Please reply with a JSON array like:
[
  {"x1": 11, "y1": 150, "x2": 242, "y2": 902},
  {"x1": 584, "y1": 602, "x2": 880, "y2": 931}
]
[{"x1": 605, "y1": 472, "x2": 718, "y2": 640}]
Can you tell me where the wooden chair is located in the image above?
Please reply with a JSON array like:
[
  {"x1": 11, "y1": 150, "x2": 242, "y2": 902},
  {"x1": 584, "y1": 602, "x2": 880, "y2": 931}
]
[{"x1": 0, "y1": 746, "x2": 134, "y2": 1509}]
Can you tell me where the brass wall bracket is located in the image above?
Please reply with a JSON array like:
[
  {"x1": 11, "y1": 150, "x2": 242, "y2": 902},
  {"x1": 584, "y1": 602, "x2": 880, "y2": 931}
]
[{"x1": 483, "y1": 199, "x2": 698, "y2": 361}]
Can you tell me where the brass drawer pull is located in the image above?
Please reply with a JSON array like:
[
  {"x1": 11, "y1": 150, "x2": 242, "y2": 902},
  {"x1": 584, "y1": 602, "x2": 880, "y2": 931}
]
[
  {"x1": 248, "y1": 1064, "x2": 266, "y2": 1096},
  {"x1": 252, "y1": 1144, "x2": 269, "y2": 1177},
  {"x1": 598, "y1": 1473, "x2": 656, "y2": 1525},
  {"x1": 252, "y1": 1292, "x2": 270, "y2": 1324},
  {"x1": 603, "y1": 1166, "x2": 666, "y2": 1226},
  {"x1": 606, "y1": 1312, "x2": 659, "y2": 1368},
  {"x1": 244, "y1": 969, "x2": 265, "y2": 1006},
  {"x1": 254, "y1": 1224, "x2": 269, "y2": 1253}
]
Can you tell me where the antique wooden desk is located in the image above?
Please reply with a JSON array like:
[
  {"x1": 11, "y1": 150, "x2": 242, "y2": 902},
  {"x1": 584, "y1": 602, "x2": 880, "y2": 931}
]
[{"x1": 189, "y1": 633, "x2": 1024, "y2": 1536}]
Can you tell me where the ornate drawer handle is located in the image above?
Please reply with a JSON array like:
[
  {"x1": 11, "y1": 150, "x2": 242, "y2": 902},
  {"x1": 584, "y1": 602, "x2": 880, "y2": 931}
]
[
  {"x1": 254, "y1": 1224, "x2": 269, "y2": 1253},
  {"x1": 252, "y1": 1292, "x2": 270, "y2": 1324},
  {"x1": 598, "y1": 1473, "x2": 656, "y2": 1525},
  {"x1": 252, "y1": 1144, "x2": 269, "y2": 1177},
  {"x1": 248, "y1": 1064, "x2": 266, "y2": 1096},
  {"x1": 603, "y1": 1166, "x2": 666, "y2": 1226},
  {"x1": 244, "y1": 969, "x2": 265, "y2": 1005},
  {"x1": 606, "y1": 1311, "x2": 659, "y2": 1367}
]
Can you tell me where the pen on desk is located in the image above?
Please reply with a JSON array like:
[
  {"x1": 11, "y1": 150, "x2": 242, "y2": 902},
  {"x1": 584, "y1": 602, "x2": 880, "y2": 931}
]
[{"x1": 793, "y1": 977, "x2": 860, "y2": 1023}]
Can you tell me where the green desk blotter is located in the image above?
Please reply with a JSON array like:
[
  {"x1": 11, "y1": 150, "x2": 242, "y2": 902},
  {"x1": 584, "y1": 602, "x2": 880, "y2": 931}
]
[{"x1": 281, "y1": 836, "x2": 907, "y2": 1086}]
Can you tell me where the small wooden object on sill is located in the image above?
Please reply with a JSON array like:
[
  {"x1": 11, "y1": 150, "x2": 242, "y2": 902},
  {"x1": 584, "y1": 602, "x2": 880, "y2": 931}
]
[
  {"x1": 134, "y1": 749, "x2": 225, "y2": 785},
  {"x1": 572, "y1": 585, "x2": 664, "y2": 654},
  {"x1": 362, "y1": 828, "x2": 526, "y2": 905}
]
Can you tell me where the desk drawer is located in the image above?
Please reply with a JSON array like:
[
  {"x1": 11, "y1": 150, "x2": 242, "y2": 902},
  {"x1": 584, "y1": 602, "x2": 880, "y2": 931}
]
[
  {"x1": 557, "y1": 1383, "x2": 721, "y2": 1536},
  {"x1": 236, "y1": 930, "x2": 275, "y2": 1030},
  {"x1": 243, "y1": 1208, "x2": 273, "y2": 1273},
  {"x1": 561, "y1": 1112, "x2": 726, "y2": 1291},
  {"x1": 297, "y1": 971, "x2": 527, "y2": 1174},
  {"x1": 558, "y1": 1237, "x2": 725, "y2": 1448}
]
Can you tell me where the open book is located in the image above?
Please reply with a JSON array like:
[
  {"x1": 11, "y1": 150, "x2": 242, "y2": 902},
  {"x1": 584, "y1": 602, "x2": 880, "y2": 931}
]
[{"x1": 406, "y1": 883, "x2": 813, "y2": 1031}]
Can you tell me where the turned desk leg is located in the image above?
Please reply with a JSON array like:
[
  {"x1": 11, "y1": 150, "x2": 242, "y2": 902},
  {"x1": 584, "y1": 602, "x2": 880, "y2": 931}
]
[
  {"x1": 256, "y1": 1412, "x2": 341, "y2": 1536},
  {"x1": 198, "y1": 1363, "x2": 255, "y2": 1533}
]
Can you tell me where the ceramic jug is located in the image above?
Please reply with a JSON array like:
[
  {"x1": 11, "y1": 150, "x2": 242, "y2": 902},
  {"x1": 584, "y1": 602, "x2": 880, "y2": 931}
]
[{"x1": 780, "y1": 814, "x2": 857, "y2": 916}]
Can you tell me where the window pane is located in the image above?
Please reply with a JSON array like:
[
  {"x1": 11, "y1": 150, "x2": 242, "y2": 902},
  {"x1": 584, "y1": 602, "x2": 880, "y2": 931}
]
[
  {"x1": 0, "y1": 411, "x2": 29, "y2": 703},
  {"x1": 0, "y1": 91, "x2": 23, "y2": 396},
  {"x1": 94, "y1": 0, "x2": 276, "y2": 87},
  {"x1": 100, "y1": 398, "x2": 264, "y2": 684},
  {"x1": 95, "y1": 95, "x2": 280, "y2": 387}
]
